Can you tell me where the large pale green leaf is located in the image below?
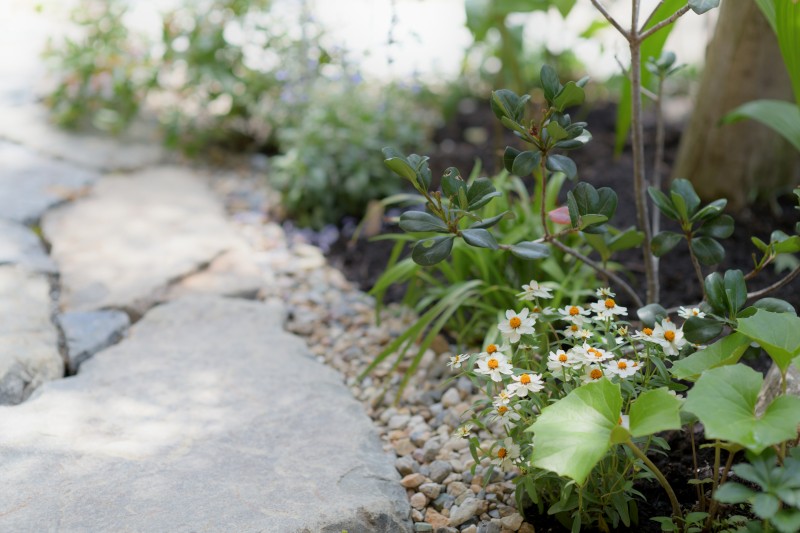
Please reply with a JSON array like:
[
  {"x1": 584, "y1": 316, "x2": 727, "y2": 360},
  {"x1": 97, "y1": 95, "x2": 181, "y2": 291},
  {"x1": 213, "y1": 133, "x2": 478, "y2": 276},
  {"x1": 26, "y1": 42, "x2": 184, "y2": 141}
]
[
  {"x1": 722, "y1": 100, "x2": 800, "y2": 153},
  {"x1": 628, "y1": 387, "x2": 683, "y2": 437},
  {"x1": 670, "y1": 332, "x2": 751, "y2": 381},
  {"x1": 776, "y1": 0, "x2": 800, "y2": 105},
  {"x1": 683, "y1": 365, "x2": 800, "y2": 453},
  {"x1": 736, "y1": 309, "x2": 800, "y2": 371},
  {"x1": 530, "y1": 378, "x2": 621, "y2": 484}
]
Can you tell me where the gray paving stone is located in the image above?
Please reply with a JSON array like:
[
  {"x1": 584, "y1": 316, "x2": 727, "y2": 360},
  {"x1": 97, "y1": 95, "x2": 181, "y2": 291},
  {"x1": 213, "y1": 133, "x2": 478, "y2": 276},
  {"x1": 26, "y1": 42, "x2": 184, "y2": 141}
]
[
  {"x1": 42, "y1": 166, "x2": 246, "y2": 317},
  {"x1": 0, "y1": 297, "x2": 411, "y2": 532},
  {"x1": 0, "y1": 266, "x2": 63, "y2": 404},
  {"x1": 58, "y1": 310, "x2": 130, "y2": 374},
  {"x1": 0, "y1": 141, "x2": 98, "y2": 225},
  {"x1": 0, "y1": 104, "x2": 164, "y2": 171},
  {"x1": 0, "y1": 218, "x2": 57, "y2": 273}
]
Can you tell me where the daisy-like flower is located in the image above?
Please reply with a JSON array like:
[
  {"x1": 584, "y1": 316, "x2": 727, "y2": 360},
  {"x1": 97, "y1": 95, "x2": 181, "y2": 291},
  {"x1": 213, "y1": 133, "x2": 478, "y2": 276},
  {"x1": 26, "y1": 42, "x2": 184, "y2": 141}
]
[
  {"x1": 576, "y1": 328, "x2": 594, "y2": 341},
  {"x1": 493, "y1": 437, "x2": 521, "y2": 472},
  {"x1": 498, "y1": 308, "x2": 536, "y2": 343},
  {"x1": 605, "y1": 358, "x2": 640, "y2": 378},
  {"x1": 507, "y1": 372, "x2": 545, "y2": 398},
  {"x1": 596, "y1": 287, "x2": 616, "y2": 299},
  {"x1": 678, "y1": 306, "x2": 706, "y2": 319},
  {"x1": 528, "y1": 305, "x2": 556, "y2": 321},
  {"x1": 476, "y1": 352, "x2": 514, "y2": 382},
  {"x1": 547, "y1": 349, "x2": 573, "y2": 371},
  {"x1": 447, "y1": 353, "x2": 468, "y2": 370},
  {"x1": 631, "y1": 326, "x2": 657, "y2": 343},
  {"x1": 576, "y1": 343, "x2": 614, "y2": 364},
  {"x1": 557, "y1": 304, "x2": 591, "y2": 325},
  {"x1": 590, "y1": 297, "x2": 628, "y2": 321},
  {"x1": 561, "y1": 323, "x2": 581, "y2": 339},
  {"x1": 581, "y1": 365, "x2": 607, "y2": 384},
  {"x1": 479, "y1": 342, "x2": 507, "y2": 360},
  {"x1": 652, "y1": 319, "x2": 687, "y2": 356},
  {"x1": 454, "y1": 424, "x2": 473, "y2": 439},
  {"x1": 490, "y1": 403, "x2": 521, "y2": 424},
  {"x1": 493, "y1": 389, "x2": 513, "y2": 406},
  {"x1": 517, "y1": 280, "x2": 553, "y2": 300}
]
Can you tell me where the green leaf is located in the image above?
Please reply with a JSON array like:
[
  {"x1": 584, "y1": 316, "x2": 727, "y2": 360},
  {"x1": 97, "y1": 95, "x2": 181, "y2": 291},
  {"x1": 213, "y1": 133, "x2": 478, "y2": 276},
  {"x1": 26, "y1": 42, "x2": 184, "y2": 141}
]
[
  {"x1": 774, "y1": 235, "x2": 800, "y2": 254},
  {"x1": 752, "y1": 298, "x2": 797, "y2": 315},
  {"x1": 461, "y1": 228, "x2": 499, "y2": 250},
  {"x1": 724, "y1": 269, "x2": 747, "y2": 315},
  {"x1": 411, "y1": 236, "x2": 455, "y2": 266},
  {"x1": 541, "y1": 65, "x2": 561, "y2": 103},
  {"x1": 637, "y1": 303, "x2": 668, "y2": 328},
  {"x1": 530, "y1": 378, "x2": 622, "y2": 484},
  {"x1": 670, "y1": 190, "x2": 690, "y2": 222},
  {"x1": 595, "y1": 188, "x2": 618, "y2": 219},
  {"x1": 441, "y1": 167, "x2": 466, "y2": 199},
  {"x1": 683, "y1": 316, "x2": 724, "y2": 344},
  {"x1": 579, "y1": 214, "x2": 608, "y2": 229},
  {"x1": 691, "y1": 199, "x2": 728, "y2": 223},
  {"x1": 553, "y1": 81, "x2": 585, "y2": 112},
  {"x1": 751, "y1": 493, "x2": 781, "y2": 520},
  {"x1": 491, "y1": 89, "x2": 520, "y2": 121},
  {"x1": 509, "y1": 241, "x2": 550, "y2": 260},
  {"x1": 722, "y1": 100, "x2": 800, "y2": 153},
  {"x1": 705, "y1": 272, "x2": 727, "y2": 315},
  {"x1": 652, "y1": 231, "x2": 683, "y2": 257},
  {"x1": 697, "y1": 214, "x2": 734, "y2": 239},
  {"x1": 546, "y1": 154, "x2": 577, "y2": 180},
  {"x1": 503, "y1": 146, "x2": 521, "y2": 173},
  {"x1": 776, "y1": 0, "x2": 800, "y2": 105},
  {"x1": 754, "y1": 0, "x2": 777, "y2": 33},
  {"x1": 511, "y1": 150, "x2": 542, "y2": 177},
  {"x1": 546, "y1": 121, "x2": 569, "y2": 142},
  {"x1": 691, "y1": 237, "x2": 725, "y2": 265},
  {"x1": 382, "y1": 147, "x2": 417, "y2": 186},
  {"x1": 714, "y1": 482, "x2": 757, "y2": 504},
  {"x1": 470, "y1": 211, "x2": 510, "y2": 230},
  {"x1": 649, "y1": 188, "x2": 680, "y2": 220},
  {"x1": 683, "y1": 365, "x2": 800, "y2": 453},
  {"x1": 407, "y1": 154, "x2": 432, "y2": 190},
  {"x1": 399, "y1": 211, "x2": 449, "y2": 233},
  {"x1": 608, "y1": 228, "x2": 645, "y2": 252},
  {"x1": 670, "y1": 333, "x2": 752, "y2": 381},
  {"x1": 736, "y1": 309, "x2": 800, "y2": 371},
  {"x1": 689, "y1": 0, "x2": 720, "y2": 15},
  {"x1": 671, "y1": 179, "x2": 701, "y2": 216},
  {"x1": 466, "y1": 178, "x2": 501, "y2": 210},
  {"x1": 629, "y1": 388, "x2": 683, "y2": 437}
]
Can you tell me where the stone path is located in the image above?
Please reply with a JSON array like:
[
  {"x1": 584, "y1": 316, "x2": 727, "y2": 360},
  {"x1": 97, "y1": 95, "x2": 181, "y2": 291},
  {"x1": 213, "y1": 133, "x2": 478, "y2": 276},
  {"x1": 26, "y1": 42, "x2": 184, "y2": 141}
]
[{"x1": 0, "y1": 87, "x2": 410, "y2": 531}]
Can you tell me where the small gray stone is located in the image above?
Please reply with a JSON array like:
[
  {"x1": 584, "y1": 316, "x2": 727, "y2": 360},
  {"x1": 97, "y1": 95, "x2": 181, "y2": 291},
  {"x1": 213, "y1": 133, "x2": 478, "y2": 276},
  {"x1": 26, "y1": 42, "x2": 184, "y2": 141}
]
[
  {"x1": 422, "y1": 437, "x2": 443, "y2": 463},
  {"x1": 419, "y1": 464, "x2": 431, "y2": 478},
  {"x1": 410, "y1": 492, "x2": 427, "y2": 509},
  {"x1": 500, "y1": 512, "x2": 524, "y2": 531},
  {"x1": 448, "y1": 497, "x2": 482, "y2": 527},
  {"x1": 388, "y1": 413, "x2": 411, "y2": 430},
  {"x1": 433, "y1": 493, "x2": 455, "y2": 511},
  {"x1": 395, "y1": 455, "x2": 419, "y2": 476},
  {"x1": 415, "y1": 523, "x2": 433, "y2": 532},
  {"x1": 419, "y1": 482, "x2": 441, "y2": 500},
  {"x1": 477, "y1": 520, "x2": 502, "y2": 533},
  {"x1": 410, "y1": 428, "x2": 432, "y2": 447},
  {"x1": 59, "y1": 310, "x2": 130, "y2": 373},
  {"x1": 430, "y1": 459, "x2": 453, "y2": 483},
  {"x1": 447, "y1": 481, "x2": 469, "y2": 497},
  {"x1": 0, "y1": 219, "x2": 56, "y2": 273},
  {"x1": 441, "y1": 387, "x2": 461, "y2": 408},
  {"x1": 457, "y1": 376, "x2": 474, "y2": 394}
]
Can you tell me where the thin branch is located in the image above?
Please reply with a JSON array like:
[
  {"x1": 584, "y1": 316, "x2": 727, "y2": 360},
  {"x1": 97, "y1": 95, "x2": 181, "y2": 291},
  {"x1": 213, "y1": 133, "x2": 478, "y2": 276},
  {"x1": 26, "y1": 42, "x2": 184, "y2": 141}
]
[
  {"x1": 638, "y1": 4, "x2": 691, "y2": 42},
  {"x1": 590, "y1": 0, "x2": 630, "y2": 40},
  {"x1": 746, "y1": 265, "x2": 800, "y2": 301},
  {"x1": 642, "y1": 87, "x2": 658, "y2": 101},
  {"x1": 640, "y1": 0, "x2": 666, "y2": 30},
  {"x1": 548, "y1": 237, "x2": 644, "y2": 307}
]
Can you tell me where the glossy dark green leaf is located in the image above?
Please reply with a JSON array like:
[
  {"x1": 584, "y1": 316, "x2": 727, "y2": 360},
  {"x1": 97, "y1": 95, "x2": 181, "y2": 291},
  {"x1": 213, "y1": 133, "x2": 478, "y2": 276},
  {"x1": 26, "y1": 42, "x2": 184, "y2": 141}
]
[
  {"x1": 503, "y1": 146, "x2": 521, "y2": 173},
  {"x1": 466, "y1": 178, "x2": 500, "y2": 210},
  {"x1": 724, "y1": 269, "x2": 747, "y2": 315},
  {"x1": 651, "y1": 231, "x2": 683, "y2": 257},
  {"x1": 540, "y1": 65, "x2": 561, "y2": 103},
  {"x1": 691, "y1": 199, "x2": 728, "y2": 222},
  {"x1": 691, "y1": 237, "x2": 725, "y2": 265},
  {"x1": 411, "y1": 236, "x2": 454, "y2": 266},
  {"x1": 399, "y1": 211, "x2": 449, "y2": 233},
  {"x1": 510, "y1": 241, "x2": 550, "y2": 260},
  {"x1": 382, "y1": 147, "x2": 417, "y2": 185},
  {"x1": 546, "y1": 154, "x2": 577, "y2": 179},
  {"x1": 697, "y1": 214, "x2": 734, "y2": 239},
  {"x1": 752, "y1": 298, "x2": 797, "y2": 315},
  {"x1": 546, "y1": 121, "x2": 569, "y2": 142},
  {"x1": 683, "y1": 316, "x2": 724, "y2": 344},
  {"x1": 648, "y1": 188, "x2": 679, "y2": 220},
  {"x1": 671, "y1": 179, "x2": 701, "y2": 216},
  {"x1": 491, "y1": 89, "x2": 520, "y2": 121},
  {"x1": 461, "y1": 228, "x2": 499, "y2": 249},
  {"x1": 511, "y1": 150, "x2": 542, "y2": 177},
  {"x1": 704, "y1": 272, "x2": 727, "y2": 315},
  {"x1": 470, "y1": 211, "x2": 510, "y2": 229},
  {"x1": 441, "y1": 167, "x2": 466, "y2": 199},
  {"x1": 553, "y1": 81, "x2": 585, "y2": 112},
  {"x1": 407, "y1": 154, "x2": 432, "y2": 190},
  {"x1": 570, "y1": 182, "x2": 598, "y2": 215},
  {"x1": 595, "y1": 188, "x2": 618, "y2": 219}
]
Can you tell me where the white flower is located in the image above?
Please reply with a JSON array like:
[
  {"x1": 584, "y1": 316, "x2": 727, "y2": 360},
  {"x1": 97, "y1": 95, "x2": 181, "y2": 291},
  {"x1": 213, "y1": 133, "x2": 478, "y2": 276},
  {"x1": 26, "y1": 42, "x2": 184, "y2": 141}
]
[
  {"x1": 557, "y1": 304, "x2": 591, "y2": 325},
  {"x1": 547, "y1": 349, "x2": 575, "y2": 372},
  {"x1": 493, "y1": 390, "x2": 513, "y2": 406},
  {"x1": 507, "y1": 372, "x2": 545, "y2": 398},
  {"x1": 490, "y1": 403, "x2": 521, "y2": 424},
  {"x1": 447, "y1": 353, "x2": 468, "y2": 370},
  {"x1": 652, "y1": 320, "x2": 687, "y2": 356},
  {"x1": 631, "y1": 326, "x2": 657, "y2": 343},
  {"x1": 576, "y1": 328, "x2": 594, "y2": 341},
  {"x1": 581, "y1": 365, "x2": 607, "y2": 384},
  {"x1": 596, "y1": 287, "x2": 616, "y2": 298},
  {"x1": 493, "y1": 437, "x2": 521, "y2": 472},
  {"x1": 517, "y1": 280, "x2": 553, "y2": 300},
  {"x1": 605, "y1": 358, "x2": 640, "y2": 378},
  {"x1": 498, "y1": 308, "x2": 536, "y2": 343},
  {"x1": 590, "y1": 298, "x2": 628, "y2": 321},
  {"x1": 454, "y1": 424, "x2": 473, "y2": 438},
  {"x1": 561, "y1": 323, "x2": 581, "y2": 339},
  {"x1": 478, "y1": 343, "x2": 507, "y2": 360},
  {"x1": 678, "y1": 306, "x2": 706, "y2": 319},
  {"x1": 476, "y1": 352, "x2": 514, "y2": 382},
  {"x1": 575, "y1": 342, "x2": 614, "y2": 364},
  {"x1": 528, "y1": 306, "x2": 555, "y2": 321}
]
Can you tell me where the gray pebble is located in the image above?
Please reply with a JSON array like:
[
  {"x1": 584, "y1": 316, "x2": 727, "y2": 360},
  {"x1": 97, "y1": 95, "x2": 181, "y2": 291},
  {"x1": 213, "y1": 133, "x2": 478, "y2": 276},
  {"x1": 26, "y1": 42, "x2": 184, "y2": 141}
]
[
  {"x1": 395, "y1": 455, "x2": 418, "y2": 476},
  {"x1": 429, "y1": 459, "x2": 453, "y2": 483}
]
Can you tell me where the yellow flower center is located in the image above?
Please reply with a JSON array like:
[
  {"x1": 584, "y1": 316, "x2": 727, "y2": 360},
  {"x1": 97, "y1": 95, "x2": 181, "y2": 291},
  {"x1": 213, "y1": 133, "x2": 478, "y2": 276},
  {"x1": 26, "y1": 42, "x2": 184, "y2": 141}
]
[
  {"x1": 604, "y1": 298, "x2": 616, "y2": 309},
  {"x1": 569, "y1": 306, "x2": 580, "y2": 316},
  {"x1": 486, "y1": 344, "x2": 498, "y2": 354},
  {"x1": 643, "y1": 327, "x2": 653, "y2": 336},
  {"x1": 558, "y1": 353, "x2": 568, "y2": 363},
  {"x1": 588, "y1": 348, "x2": 603, "y2": 358},
  {"x1": 590, "y1": 368, "x2": 603, "y2": 380},
  {"x1": 519, "y1": 374, "x2": 531, "y2": 385},
  {"x1": 570, "y1": 324, "x2": 578, "y2": 332},
  {"x1": 664, "y1": 331, "x2": 676, "y2": 342},
  {"x1": 497, "y1": 405, "x2": 508, "y2": 415},
  {"x1": 509, "y1": 317, "x2": 522, "y2": 328},
  {"x1": 497, "y1": 447, "x2": 507, "y2": 459},
  {"x1": 488, "y1": 358, "x2": 499, "y2": 369},
  {"x1": 617, "y1": 361, "x2": 628, "y2": 369},
  {"x1": 533, "y1": 306, "x2": 541, "y2": 313},
  {"x1": 692, "y1": 309, "x2": 700, "y2": 316}
]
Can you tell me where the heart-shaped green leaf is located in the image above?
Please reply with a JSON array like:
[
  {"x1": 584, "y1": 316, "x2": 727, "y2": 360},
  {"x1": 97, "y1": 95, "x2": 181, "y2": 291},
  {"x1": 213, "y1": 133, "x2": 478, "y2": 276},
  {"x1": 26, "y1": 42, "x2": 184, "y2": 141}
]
[
  {"x1": 670, "y1": 332, "x2": 752, "y2": 381},
  {"x1": 736, "y1": 310, "x2": 800, "y2": 371},
  {"x1": 629, "y1": 387, "x2": 683, "y2": 438}
]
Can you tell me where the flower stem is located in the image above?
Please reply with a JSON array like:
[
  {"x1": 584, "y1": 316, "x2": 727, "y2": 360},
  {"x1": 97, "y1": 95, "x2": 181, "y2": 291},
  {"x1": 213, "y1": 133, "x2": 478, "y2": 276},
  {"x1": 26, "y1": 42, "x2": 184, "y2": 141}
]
[{"x1": 625, "y1": 440, "x2": 682, "y2": 521}]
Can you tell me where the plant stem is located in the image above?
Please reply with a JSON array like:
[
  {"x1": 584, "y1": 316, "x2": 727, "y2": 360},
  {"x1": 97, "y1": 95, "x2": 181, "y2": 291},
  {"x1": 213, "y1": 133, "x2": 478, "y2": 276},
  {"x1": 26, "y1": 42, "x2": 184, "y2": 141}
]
[
  {"x1": 746, "y1": 265, "x2": 800, "y2": 301},
  {"x1": 540, "y1": 155, "x2": 550, "y2": 238},
  {"x1": 687, "y1": 236, "x2": 706, "y2": 297},
  {"x1": 706, "y1": 448, "x2": 738, "y2": 530},
  {"x1": 589, "y1": 0, "x2": 630, "y2": 38},
  {"x1": 652, "y1": 77, "x2": 666, "y2": 235},
  {"x1": 547, "y1": 237, "x2": 644, "y2": 307},
  {"x1": 625, "y1": 440, "x2": 682, "y2": 521},
  {"x1": 638, "y1": 4, "x2": 692, "y2": 41},
  {"x1": 689, "y1": 422, "x2": 706, "y2": 510}
]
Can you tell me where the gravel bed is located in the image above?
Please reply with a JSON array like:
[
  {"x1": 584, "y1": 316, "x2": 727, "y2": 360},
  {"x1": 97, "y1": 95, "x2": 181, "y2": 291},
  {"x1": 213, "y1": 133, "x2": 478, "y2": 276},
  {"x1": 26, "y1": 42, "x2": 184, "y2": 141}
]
[{"x1": 210, "y1": 170, "x2": 534, "y2": 533}]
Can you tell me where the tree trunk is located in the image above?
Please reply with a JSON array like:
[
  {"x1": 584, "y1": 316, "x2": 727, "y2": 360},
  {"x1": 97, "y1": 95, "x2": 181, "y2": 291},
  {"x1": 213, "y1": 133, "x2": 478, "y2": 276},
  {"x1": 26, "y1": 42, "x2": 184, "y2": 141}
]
[{"x1": 672, "y1": 0, "x2": 800, "y2": 210}]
